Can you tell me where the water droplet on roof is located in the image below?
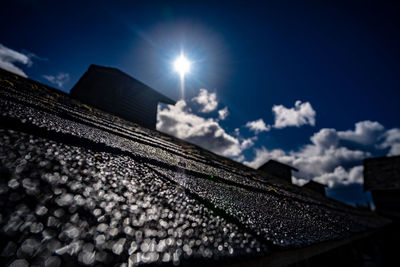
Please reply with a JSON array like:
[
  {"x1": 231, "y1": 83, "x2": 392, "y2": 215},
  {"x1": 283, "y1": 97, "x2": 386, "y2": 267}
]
[
  {"x1": 8, "y1": 259, "x2": 29, "y2": 267},
  {"x1": 35, "y1": 205, "x2": 48, "y2": 216},
  {"x1": 8, "y1": 179, "x2": 19, "y2": 189},
  {"x1": 65, "y1": 225, "x2": 80, "y2": 239},
  {"x1": 56, "y1": 193, "x2": 73, "y2": 206},
  {"x1": 44, "y1": 256, "x2": 61, "y2": 267},
  {"x1": 112, "y1": 238, "x2": 126, "y2": 255}
]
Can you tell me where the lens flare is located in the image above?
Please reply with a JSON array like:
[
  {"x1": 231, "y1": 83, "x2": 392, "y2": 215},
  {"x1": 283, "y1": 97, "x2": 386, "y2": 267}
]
[
  {"x1": 174, "y1": 55, "x2": 190, "y2": 76},
  {"x1": 173, "y1": 53, "x2": 191, "y2": 99}
]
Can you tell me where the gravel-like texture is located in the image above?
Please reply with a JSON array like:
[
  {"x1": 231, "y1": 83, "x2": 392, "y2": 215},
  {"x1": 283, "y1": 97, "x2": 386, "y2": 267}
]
[
  {"x1": 0, "y1": 68, "x2": 391, "y2": 266},
  {"x1": 0, "y1": 129, "x2": 267, "y2": 266}
]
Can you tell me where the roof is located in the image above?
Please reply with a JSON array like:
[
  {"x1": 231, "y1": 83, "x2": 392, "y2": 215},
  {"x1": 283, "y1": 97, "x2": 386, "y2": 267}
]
[
  {"x1": 363, "y1": 155, "x2": 400, "y2": 191},
  {"x1": 258, "y1": 159, "x2": 299, "y2": 172},
  {"x1": 0, "y1": 67, "x2": 390, "y2": 266}
]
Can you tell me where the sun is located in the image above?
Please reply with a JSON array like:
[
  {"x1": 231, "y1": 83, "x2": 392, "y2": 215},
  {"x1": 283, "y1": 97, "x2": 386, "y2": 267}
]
[{"x1": 174, "y1": 54, "x2": 190, "y2": 76}]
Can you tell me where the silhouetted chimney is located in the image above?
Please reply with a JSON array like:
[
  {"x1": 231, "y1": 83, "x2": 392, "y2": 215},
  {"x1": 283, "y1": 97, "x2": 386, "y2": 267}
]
[
  {"x1": 363, "y1": 155, "x2": 400, "y2": 218},
  {"x1": 258, "y1": 159, "x2": 298, "y2": 183},
  {"x1": 302, "y1": 180, "x2": 326, "y2": 196},
  {"x1": 70, "y1": 65, "x2": 175, "y2": 129}
]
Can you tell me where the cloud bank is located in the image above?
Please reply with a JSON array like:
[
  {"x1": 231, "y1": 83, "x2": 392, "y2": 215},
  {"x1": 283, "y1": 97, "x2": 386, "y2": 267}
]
[
  {"x1": 0, "y1": 43, "x2": 31, "y2": 77},
  {"x1": 157, "y1": 90, "x2": 254, "y2": 157},
  {"x1": 244, "y1": 120, "x2": 400, "y2": 188},
  {"x1": 338, "y1": 121, "x2": 384, "y2": 145}
]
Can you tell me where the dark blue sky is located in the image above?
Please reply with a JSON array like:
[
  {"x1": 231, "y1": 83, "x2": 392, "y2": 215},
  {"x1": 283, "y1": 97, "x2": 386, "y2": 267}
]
[{"x1": 1, "y1": 0, "x2": 400, "y2": 206}]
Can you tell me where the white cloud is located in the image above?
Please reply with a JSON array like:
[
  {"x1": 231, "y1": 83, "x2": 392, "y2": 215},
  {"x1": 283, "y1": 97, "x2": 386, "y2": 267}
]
[
  {"x1": 240, "y1": 136, "x2": 257, "y2": 150},
  {"x1": 243, "y1": 141, "x2": 367, "y2": 189},
  {"x1": 338, "y1": 121, "x2": 384, "y2": 145},
  {"x1": 291, "y1": 145, "x2": 367, "y2": 180},
  {"x1": 310, "y1": 128, "x2": 339, "y2": 148},
  {"x1": 157, "y1": 89, "x2": 260, "y2": 157},
  {"x1": 314, "y1": 165, "x2": 363, "y2": 188},
  {"x1": 0, "y1": 43, "x2": 31, "y2": 77},
  {"x1": 378, "y1": 128, "x2": 400, "y2": 156},
  {"x1": 192, "y1": 88, "x2": 218, "y2": 113},
  {"x1": 272, "y1": 100, "x2": 316, "y2": 129},
  {"x1": 244, "y1": 120, "x2": 400, "y2": 188},
  {"x1": 245, "y1": 118, "x2": 271, "y2": 134},
  {"x1": 157, "y1": 99, "x2": 250, "y2": 157},
  {"x1": 243, "y1": 121, "x2": 384, "y2": 187},
  {"x1": 43, "y1": 73, "x2": 70, "y2": 88},
  {"x1": 244, "y1": 144, "x2": 367, "y2": 182},
  {"x1": 235, "y1": 155, "x2": 246, "y2": 163},
  {"x1": 218, "y1": 107, "x2": 229, "y2": 120}
]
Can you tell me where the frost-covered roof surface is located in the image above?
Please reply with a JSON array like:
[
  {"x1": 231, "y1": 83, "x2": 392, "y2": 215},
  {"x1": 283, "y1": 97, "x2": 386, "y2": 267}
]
[{"x1": 0, "y1": 68, "x2": 390, "y2": 266}]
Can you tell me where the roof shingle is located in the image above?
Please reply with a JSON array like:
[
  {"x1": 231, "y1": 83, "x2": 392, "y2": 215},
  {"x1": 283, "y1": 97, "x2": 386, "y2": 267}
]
[{"x1": 0, "y1": 68, "x2": 391, "y2": 266}]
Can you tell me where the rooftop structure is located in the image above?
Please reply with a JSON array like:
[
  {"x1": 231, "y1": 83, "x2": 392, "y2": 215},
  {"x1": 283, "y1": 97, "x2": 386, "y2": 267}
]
[
  {"x1": 0, "y1": 67, "x2": 392, "y2": 266},
  {"x1": 364, "y1": 155, "x2": 400, "y2": 191},
  {"x1": 257, "y1": 159, "x2": 298, "y2": 183},
  {"x1": 364, "y1": 155, "x2": 400, "y2": 218},
  {"x1": 70, "y1": 65, "x2": 175, "y2": 129},
  {"x1": 302, "y1": 180, "x2": 326, "y2": 196}
]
